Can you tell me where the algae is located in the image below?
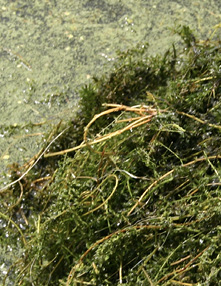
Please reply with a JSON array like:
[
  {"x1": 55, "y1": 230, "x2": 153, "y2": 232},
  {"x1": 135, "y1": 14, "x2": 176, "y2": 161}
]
[
  {"x1": 0, "y1": 26, "x2": 221, "y2": 285},
  {"x1": 1, "y1": 0, "x2": 220, "y2": 176}
]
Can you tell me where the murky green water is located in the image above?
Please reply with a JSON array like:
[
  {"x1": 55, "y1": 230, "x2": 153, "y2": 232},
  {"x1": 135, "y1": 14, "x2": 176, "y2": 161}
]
[{"x1": 0, "y1": 0, "x2": 220, "y2": 183}]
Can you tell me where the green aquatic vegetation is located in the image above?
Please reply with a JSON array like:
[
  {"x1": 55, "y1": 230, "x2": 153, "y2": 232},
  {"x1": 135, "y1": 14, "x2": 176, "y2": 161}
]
[{"x1": 0, "y1": 26, "x2": 220, "y2": 285}]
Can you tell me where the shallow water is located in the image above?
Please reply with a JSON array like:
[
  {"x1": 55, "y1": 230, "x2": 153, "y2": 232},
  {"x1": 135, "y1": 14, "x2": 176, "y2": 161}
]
[{"x1": 0, "y1": 0, "x2": 220, "y2": 179}]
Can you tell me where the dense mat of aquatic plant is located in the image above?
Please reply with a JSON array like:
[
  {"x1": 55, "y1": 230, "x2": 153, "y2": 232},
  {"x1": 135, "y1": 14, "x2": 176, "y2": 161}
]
[{"x1": 0, "y1": 26, "x2": 220, "y2": 285}]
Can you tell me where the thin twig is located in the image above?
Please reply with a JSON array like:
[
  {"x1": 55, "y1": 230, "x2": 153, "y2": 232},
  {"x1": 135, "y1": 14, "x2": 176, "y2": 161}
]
[
  {"x1": 45, "y1": 104, "x2": 158, "y2": 157},
  {"x1": 0, "y1": 127, "x2": 69, "y2": 193}
]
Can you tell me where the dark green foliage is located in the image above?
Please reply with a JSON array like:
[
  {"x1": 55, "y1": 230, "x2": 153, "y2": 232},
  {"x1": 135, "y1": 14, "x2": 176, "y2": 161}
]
[{"x1": 1, "y1": 27, "x2": 220, "y2": 285}]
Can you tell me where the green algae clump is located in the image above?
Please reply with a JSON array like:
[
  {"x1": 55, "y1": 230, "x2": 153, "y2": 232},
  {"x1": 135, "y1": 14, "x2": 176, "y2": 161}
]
[{"x1": 0, "y1": 26, "x2": 220, "y2": 286}]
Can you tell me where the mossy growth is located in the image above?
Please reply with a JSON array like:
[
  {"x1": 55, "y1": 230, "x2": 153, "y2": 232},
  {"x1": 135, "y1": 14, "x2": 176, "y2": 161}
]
[{"x1": 0, "y1": 26, "x2": 220, "y2": 285}]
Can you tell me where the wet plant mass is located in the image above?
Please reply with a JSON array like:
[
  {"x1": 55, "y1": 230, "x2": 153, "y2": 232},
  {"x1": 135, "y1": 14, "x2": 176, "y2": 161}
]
[{"x1": 0, "y1": 26, "x2": 220, "y2": 285}]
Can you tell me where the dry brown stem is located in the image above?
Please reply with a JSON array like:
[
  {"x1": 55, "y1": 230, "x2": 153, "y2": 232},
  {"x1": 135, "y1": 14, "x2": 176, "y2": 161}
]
[{"x1": 45, "y1": 104, "x2": 160, "y2": 158}]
